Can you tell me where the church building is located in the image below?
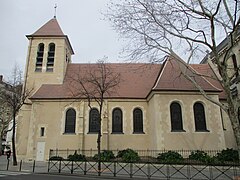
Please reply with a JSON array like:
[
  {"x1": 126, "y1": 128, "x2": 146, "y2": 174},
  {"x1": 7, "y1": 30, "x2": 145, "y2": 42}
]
[{"x1": 16, "y1": 17, "x2": 236, "y2": 161}]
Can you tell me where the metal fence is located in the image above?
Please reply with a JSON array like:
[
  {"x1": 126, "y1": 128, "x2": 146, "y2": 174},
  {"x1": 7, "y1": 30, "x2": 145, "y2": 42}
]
[
  {"x1": 47, "y1": 149, "x2": 240, "y2": 179},
  {"x1": 47, "y1": 160, "x2": 240, "y2": 179},
  {"x1": 0, "y1": 158, "x2": 48, "y2": 173},
  {"x1": 49, "y1": 149, "x2": 237, "y2": 163},
  {"x1": 1, "y1": 150, "x2": 239, "y2": 179},
  {"x1": 50, "y1": 149, "x2": 221, "y2": 158}
]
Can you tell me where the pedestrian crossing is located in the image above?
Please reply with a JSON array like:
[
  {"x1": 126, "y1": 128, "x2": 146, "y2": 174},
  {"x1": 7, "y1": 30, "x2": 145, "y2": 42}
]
[{"x1": 0, "y1": 171, "x2": 30, "y2": 177}]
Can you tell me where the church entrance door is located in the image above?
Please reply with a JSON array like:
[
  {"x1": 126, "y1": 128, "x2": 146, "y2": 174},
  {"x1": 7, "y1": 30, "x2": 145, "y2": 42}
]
[{"x1": 36, "y1": 142, "x2": 45, "y2": 161}]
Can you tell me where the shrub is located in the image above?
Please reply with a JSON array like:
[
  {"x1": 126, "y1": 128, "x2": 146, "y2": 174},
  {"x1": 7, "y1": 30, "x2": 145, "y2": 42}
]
[
  {"x1": 117, "y1": 149, "x2": 140, "y2": 163},
  {"x1": 68, "y1": 151, "x2": 86, "y2": 161},
  {"x1": 93, "y1": 150, "x2": 115, "y2": 162},
  {"x1": 216, "y1": 148, "x2": 239, "y2": 163},
  {"x1": 157, "y1": 151, "x2": 183, "y2": 164},
  {"x1": 117, "y1": 149, "x2": 128, "y2": 158},
  {"x1": 49, "y1": 156, "x2": 63, "y2": 161},
  {"x1": 189, "y1": 150, "x2": 212, "y2": 164}
]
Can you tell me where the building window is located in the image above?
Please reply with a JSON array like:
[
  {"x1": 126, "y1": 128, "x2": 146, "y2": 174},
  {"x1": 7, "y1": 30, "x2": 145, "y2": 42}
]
[
  {"x1": 40, "y1": 127, "x2": 45, "y2": 137},
  {"x1": 35, "y1": 43, "x2": 44, "y2": 72},
  {"x1": 193, "y1": 102, "x2": 208, "y2": 131},
  {"x1": 133, "y1": 108, "x2": 144, "y2": 133},
  {"x1": 89, "y1": 108, "x2": 100, "y2": 133},
  {"x1": 170, "y1": 102, "x2": 184, "y2": 131},
  {"x1": 47, "y1": 43, "x2": 55, "y2": 72},
  {"x1": 64, "y1": 108, "x2": 76, "y2": 133},
  {"x1": 112, "y1": 108, "x2": 123, "y2": 133}
]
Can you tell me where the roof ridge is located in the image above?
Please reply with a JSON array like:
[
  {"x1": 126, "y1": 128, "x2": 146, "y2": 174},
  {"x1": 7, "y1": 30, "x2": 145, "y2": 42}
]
[
  {"x1": 171, "y1": 56, "x2": 221, "y2": 92},
  {"x1": 191, "y1": 64, "x2": 223, "y2": 92},
  {"x1": 152, "y1": 58, "x2": 168, "y2": 90}
]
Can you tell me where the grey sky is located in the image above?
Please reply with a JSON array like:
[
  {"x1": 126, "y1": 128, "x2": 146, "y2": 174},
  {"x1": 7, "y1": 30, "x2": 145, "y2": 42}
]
[{"x1": 0, "y1": 0, "x2": 126, "y2": 81}]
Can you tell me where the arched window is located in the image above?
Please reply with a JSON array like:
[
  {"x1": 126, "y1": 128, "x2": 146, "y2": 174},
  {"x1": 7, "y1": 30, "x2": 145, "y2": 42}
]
[
  {"x1": 64, "y1": 108, "x2": 76, "y2": 133},
  {"x1": 47, "y1": 43, "x2": 55, "y2": 72},
  {"x1": 35, "y1": 43, "x2": 44, "y2": 72},
  {"x1": 133, "y1": 108, "x2": 143, "y2": 133},
  {"x1": 112, "y1": 108, "x2": 123, "y2": 133},
  {"x1": 193, "y1": 102, "x2": 207, "y2": 131},
  {"x1": 170, "y1": 102, "x2": 184, "y2": 131},
  {"x1": 89, "y1": 108, "x2": 100, "y2": 133}
]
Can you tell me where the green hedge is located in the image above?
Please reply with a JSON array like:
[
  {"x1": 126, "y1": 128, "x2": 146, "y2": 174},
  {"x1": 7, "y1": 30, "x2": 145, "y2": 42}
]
[
  {"x1": 93, "y1": 150, "x2": 115, "y2": 162},
  {"x1": 157, "y1": 151, "x2": 183, "y2": 164},
  {"x1": 189, "y1": 150, "x2": 212, "y2": 164},
  {"x1": 216, "y1": 148, "x2": 239, "y2": 163},
  {"x1": 68, "y1": 152, "x2": 86, "y2": 161},
  {"x1": 49, "y1": 156, "x2": 64, "y2": 161},
  {"x1": 117, "y1": 149, "x2": 140, "y2": 163}
]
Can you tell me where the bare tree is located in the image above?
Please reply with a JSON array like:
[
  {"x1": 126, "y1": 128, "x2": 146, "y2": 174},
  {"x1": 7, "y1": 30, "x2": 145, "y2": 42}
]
[
  {"x1": 0, "y1": 99, "x2": 12, "y2": 155},
  {"x1": 107, "y1": 0, "x2": 240, "y2": 157},
  {"x1": 68, "y1": 59, "x2": 120, "y2": 174},
  {"x1": 0, "y1": 65, "x2": 32, "y2": 165}
]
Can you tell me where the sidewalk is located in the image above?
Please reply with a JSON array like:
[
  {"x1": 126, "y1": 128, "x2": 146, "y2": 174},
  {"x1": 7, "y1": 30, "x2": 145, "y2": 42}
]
[
  {"x1": 1, "y1": 155, "x2": 239, "y2": 179},
  {"x1": 0, "y1": 155, "x2": 48, "y2": 173}
]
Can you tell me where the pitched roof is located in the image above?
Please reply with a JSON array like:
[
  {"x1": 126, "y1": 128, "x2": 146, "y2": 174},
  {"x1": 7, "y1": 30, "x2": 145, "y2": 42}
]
[
  {"x1": 153, "y1": 57, "x2": 222, "y2": 93},
  {"x1": 26, "y1": 18, "x2": 74, "y2": 54},
  {"x1": 191, "y1": 64, "x2": 227, "y2": 100},
  {"x1": 31, "y1": 63, "x2": 162, "y2": 99},
  {"x1": 31, "y1": 57, "x2": 224, "y2": 100},
  {"x1": 31, "y1": 18, "x2": 64, "y2": 36}
]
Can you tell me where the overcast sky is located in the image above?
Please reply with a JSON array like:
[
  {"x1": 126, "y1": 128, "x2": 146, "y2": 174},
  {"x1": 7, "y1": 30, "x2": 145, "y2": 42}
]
[{"x1": 0, "y1": 0, "x2": 126, "y2": 81}]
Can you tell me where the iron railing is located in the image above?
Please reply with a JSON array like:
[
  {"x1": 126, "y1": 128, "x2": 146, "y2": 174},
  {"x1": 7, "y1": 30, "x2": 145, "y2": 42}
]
[
  {"x1": 48, "y1": 149, "x2": 240, "y2": 179},
  {"x1": 49, "y1": 149, "x2": 238, "y2": 163},
  {"x1": 47, "y1": 160, "x2": 240, "y2": 179}
]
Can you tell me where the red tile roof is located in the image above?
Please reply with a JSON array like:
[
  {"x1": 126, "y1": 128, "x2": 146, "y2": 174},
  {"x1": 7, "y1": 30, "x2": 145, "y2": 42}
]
[
  {"x1": 31, "y1": 63, "x2": 162, "y2": 99},
  {"x1": 153, "y1": 57, "x2": 222, "y2": 93},
  {"x1": 31, "y1": 57, "x2": 224, "y2": 100},
  {"x1": 31, "y1": 18, "x2": 64, "y2": 36},
  {"x1": 26, "y1": 18, "x2": 74, "y2": 54},
  {"x1": 191, "y1": 64, "x2": 226, "y2": 100}
]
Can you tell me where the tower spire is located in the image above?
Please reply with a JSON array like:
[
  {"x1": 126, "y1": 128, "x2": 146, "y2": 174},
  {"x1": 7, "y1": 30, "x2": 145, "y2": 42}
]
[{"x1": 54, "y1": 4, "x2": 57, "y2": 18}]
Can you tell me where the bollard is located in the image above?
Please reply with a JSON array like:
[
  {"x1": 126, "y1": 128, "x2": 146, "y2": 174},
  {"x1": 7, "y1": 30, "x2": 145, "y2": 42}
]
[
  {"x1": 19, "y1": 160, "x2": 22, "y2": 171},
  {"x1": 32, "y1": 160, "x2": 35, "y2": 173},
  {"x1": 71, "y1": 161, "x2": 73, "y2": 174},
  {"x1": 130, "y1": 163, "x2": 133, "y2": 178},
  {"x1": 47, "y1": 160, "x2": 50, "y2": 172},
  {"x1": 84, "y1": 161, "x2": 87, "y2": 175},
  {"x1": 114, "y1": 161, "x2": 116, "y2": 177},
  {"x1": 58, "y1": 160, "x2": 61, "y2": 173},
  {"x1": 147, "y1": 162, "x2": 151, "y2": 179},
  {"x1": 6, "y1": 159, "x2": 9, "y2": 170}
]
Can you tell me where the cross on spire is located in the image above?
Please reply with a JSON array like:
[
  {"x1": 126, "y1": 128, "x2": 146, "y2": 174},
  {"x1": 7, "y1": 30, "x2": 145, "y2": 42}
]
[{"x1": 54, "y1": 4, "x2": 57, "y2": 18}]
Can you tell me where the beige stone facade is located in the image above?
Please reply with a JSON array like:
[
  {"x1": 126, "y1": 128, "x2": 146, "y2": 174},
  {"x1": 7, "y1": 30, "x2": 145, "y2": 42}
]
[{"x1": 16, "y1": 18, "x2": 237, "y2": 161}]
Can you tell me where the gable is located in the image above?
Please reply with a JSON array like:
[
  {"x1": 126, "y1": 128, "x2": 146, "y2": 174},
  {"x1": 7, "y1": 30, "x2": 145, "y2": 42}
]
[{"x1": 153, "y1": 57, "x2": 222, "y2": 93}]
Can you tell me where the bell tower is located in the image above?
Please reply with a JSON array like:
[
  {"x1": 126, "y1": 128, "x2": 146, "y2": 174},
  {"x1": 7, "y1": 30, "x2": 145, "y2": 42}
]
[
  {"x1": 24, "y1": 17, "x2": 74, "y2": 93},
  {"x1": 16, "y1": 17, "x2": 74, "y2": 160}
]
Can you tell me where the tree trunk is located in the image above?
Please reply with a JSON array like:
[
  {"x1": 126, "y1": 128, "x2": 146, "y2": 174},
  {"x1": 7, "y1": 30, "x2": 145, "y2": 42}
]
[
  {"x1": 227, "y1": 101, "x2": 240, "y2": 160},
  {"x1": 97, "y1": 129, "x2": 101, "y2": 175},
  {"x1": 0, "y1": 138, "x2": 2, "y2": 156},
  {"x1": 12, "y1": 115, "x2": 17, "y2": 166},
  {"x1": 97, "y1": 100, "x2": 103, "y2": 175}
]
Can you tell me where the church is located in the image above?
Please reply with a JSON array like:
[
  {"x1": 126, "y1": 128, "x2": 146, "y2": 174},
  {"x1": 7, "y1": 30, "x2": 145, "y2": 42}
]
[{"x1": 16, "y1": 17, "x2": 236, "y2": 161}]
